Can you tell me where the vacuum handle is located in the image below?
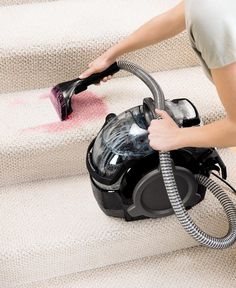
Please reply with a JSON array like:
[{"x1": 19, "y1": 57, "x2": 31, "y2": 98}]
[{"x1": 75, "y1": 62, "x2": 120, "y2": 94}]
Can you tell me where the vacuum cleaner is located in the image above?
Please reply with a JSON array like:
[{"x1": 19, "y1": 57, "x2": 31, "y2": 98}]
[{"x1": 50, "y1": 60, "x2": 236, "y2": 249}]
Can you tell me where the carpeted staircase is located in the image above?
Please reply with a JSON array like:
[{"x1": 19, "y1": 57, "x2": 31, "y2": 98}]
[{"x1": 1, "y1": 1, "x2": 236, "y2": 287}]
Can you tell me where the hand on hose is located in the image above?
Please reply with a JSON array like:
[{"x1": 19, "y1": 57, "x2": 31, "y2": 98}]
[
  {"x1": 148, "y1": 109, "x2": 183, "y2": 152},
  {"x1": 79, "y1": 52, "x2": 116, "y2": 85}
]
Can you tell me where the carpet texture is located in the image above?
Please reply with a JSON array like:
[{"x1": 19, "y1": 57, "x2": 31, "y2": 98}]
[
  {"x1": 0, "y1": 0, "x2": 199, "y2": 93},
  {"x1": 1, "y1": 1, "x2": 235, "y2": 287},
  {"x1": 16, "y1": 245, "x2": 236, "y2": 288},
  {"x1": 1, "y1": 150, "x2": 236, "y2": 287},
  {"x1": 0, "y1": 0, "x2": 56, "y2": 6}
]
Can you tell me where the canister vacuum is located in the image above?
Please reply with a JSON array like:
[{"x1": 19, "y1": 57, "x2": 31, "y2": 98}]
[{"x1": 50, "y1": 60, "x2": 236, "y2": 249}]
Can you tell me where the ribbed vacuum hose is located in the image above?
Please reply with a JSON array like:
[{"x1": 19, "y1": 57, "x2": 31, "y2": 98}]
[
  {"x1": 117, "y1": 60, "x2": 236, "y2": 249},
  {"x1": 159, "y1": 152, "x2": 236, "y2": 249}
]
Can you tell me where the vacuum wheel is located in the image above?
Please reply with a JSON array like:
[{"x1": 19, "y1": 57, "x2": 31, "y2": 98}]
[{"x1": 127, "y1": 166, "x2": 200, "y2": 218}]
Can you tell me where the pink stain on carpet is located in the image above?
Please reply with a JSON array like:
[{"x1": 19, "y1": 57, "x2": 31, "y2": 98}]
[
  {"x1": 23, "y1": 91, "x2": 108, "y2": 133},
  {"x1": 9, "y1": 99, "x2": 27, "y2": 106},
  {"x1": 38, "y1": 93, "x2": 49, "y2": 100}
]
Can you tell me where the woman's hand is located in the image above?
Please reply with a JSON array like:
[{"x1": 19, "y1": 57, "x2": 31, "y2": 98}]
[
  {"x1": 148, "y1": 109, "x2": 184, "y2": 152},
  {"x1": 79, "y1": 52, "x2": 116, "y2": 85}
]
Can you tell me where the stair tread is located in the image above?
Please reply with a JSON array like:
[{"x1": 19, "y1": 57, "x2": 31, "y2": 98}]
[
  {"x1": 1, "y1": 149, "x2": 236, "y2": 287},
  {"x1": 0, "y1": 0, "x2": 175, "y2": 51},
  {"x1": 18, "y1": 245, "x2": 236, "y2": 288},
  {"x1": 0, "y1": 0, "x2": 198, "y2": 93},
  {"x1": 0, "y1": 66, "x2": 222, "y2": 139},
  {"x1": 0, "y1": 66, "x2": 225, "y2": 186}
]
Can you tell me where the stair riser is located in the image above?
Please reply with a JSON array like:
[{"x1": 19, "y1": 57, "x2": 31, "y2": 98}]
[
  {"x1": 0, "y1": 32, "x2": 198, "y2": 94},
  {"x1": 14, "y1": 245, "x2": 236, "y2": 288},
  {"x1": 0, "y1": 141, "x2": 90, "y2": 186}
]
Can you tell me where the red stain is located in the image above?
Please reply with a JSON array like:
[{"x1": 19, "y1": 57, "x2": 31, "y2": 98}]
[
  {"x1": 9, "y1": 99, "x2": 27, "y2": 106},
  {"x1": 22, "y1": 91, "x2": 108, "y2": 133},
  {"x1": 39, "y1": 93, "x2": 49, "y2": 100}
]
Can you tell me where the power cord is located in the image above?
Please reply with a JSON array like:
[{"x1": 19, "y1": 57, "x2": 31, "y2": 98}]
[{"x1": 211, "y1": 171, "x2": 236, "y2": 194}]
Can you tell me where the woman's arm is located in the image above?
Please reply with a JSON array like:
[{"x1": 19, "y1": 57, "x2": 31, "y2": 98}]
[
  {"x1": 108, "y1": 1, "x2": 185, "y2": 58},
  {"x1": 79, "y1": 1, "x2": 185, "y2": 79},
  {"x1": 178, "y1": 62, "x2": 236, "y2": 149}
]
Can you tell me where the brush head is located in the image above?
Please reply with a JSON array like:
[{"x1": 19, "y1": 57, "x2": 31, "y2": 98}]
[
  {"x1": 49, "y1": 62, "x2": 120, "y2": 121},
  {"x1": 49, "y1": 85, "x2": 71, "y2": 121}
]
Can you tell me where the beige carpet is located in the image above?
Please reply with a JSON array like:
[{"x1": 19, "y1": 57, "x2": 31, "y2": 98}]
[
  {"x1": 0, "y1": 0, "x2": 56, "y2": 5},
  {"x1": 0, "y1": 0, "x2": 199, "y2": 93},
  {"x1": 0, "y1": 0, "x2": 235, "y2": 287},
  {"x1": 16, "y1": 245, "x2": 236, "y2": 288},
  {"x1": 1, "y1": 150, "x2": 236, "y2": 287}
]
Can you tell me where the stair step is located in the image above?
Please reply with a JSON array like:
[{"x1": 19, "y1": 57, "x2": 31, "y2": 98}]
[
  {"x1": 0, "y1": 0, "x2": 199, "y2": 93},
  {"x1": 17, "y1": 245, "x2": 236, "y2": 288},
  {"x1": 1, "y1": 151, "x2": 236, "y2": 287},
  {"x1": 0, "y1": 66, "x2": 225, "y2": 186}
]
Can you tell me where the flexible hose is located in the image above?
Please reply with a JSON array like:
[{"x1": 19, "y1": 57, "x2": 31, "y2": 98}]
[
  {"x1": 117, "y1": 60, "x2": 236, "y2": 249},
  {"x1": 117, "y1": 60, "x2": 165, "y2": 110},
  {"x1": 160, "y1": 153, "x2": 236, "y2": 249}
]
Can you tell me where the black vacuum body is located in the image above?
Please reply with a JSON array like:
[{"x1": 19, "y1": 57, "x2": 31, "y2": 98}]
[
  {"x1": 86, "y1": 97, "x2": 227, "y2": 221},
  {"x1": 51, "y1": 60, "x2": 236, "y2": 247}
]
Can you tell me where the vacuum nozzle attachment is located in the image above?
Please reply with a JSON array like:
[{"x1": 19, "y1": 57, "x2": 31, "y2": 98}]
[{"x1": 49, "y1": 62, "x2": 120, "y2": 121}]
